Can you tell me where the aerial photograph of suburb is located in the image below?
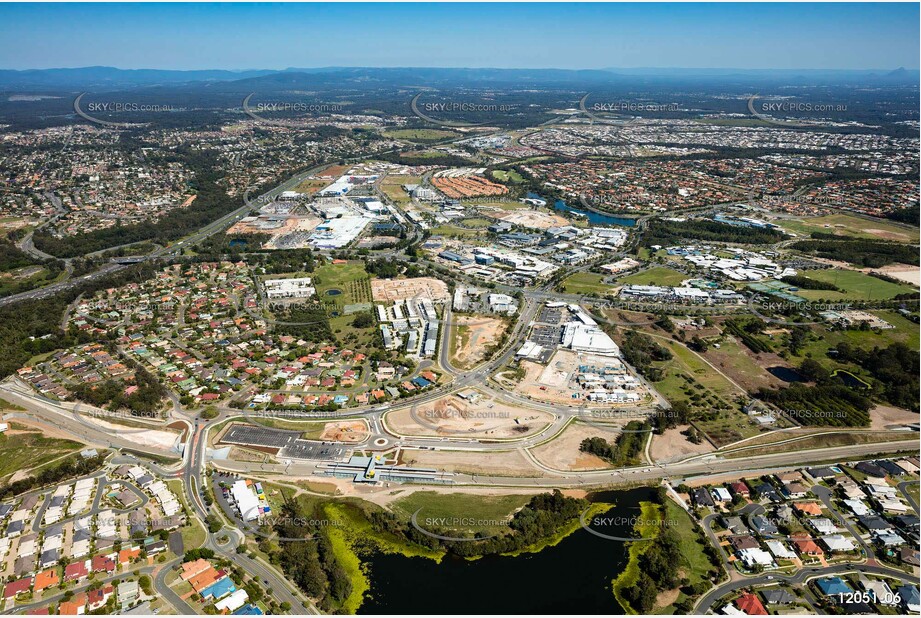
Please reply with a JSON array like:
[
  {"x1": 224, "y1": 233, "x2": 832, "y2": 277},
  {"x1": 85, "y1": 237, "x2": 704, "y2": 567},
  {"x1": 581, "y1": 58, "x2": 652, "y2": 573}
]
[{"x1": 0, "y1": 1, "x2": 918, "y2": 616}]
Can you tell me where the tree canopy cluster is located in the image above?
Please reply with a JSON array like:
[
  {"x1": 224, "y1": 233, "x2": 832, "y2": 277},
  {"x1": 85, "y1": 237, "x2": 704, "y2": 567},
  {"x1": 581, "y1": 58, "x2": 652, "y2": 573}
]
[
  {"x1": 791, "y1": 236, "x2": 919, "y2": 268},
  {"x1": 640, "y1": 219, "x2": 786, "y2": 247}
]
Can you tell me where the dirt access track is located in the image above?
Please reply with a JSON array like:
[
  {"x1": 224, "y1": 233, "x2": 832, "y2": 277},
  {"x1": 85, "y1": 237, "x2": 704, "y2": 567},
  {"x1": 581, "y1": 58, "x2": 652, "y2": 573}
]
[
  {"x1": 385, "y1": 393, "x2": 555, "y2": 439},
  {"x1": 450, "y1": 315, "x2": 508, "y2": 369}
]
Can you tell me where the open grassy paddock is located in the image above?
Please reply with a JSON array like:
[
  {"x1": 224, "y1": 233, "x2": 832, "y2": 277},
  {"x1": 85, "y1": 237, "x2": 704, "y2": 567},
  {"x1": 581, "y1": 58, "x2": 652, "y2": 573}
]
[
  {"x1": 618, "y1": 266, "x2": 688, "y2": 287},
  {"x1": 561, "y1": 272, "x2": 612, "y2": 295},
  {"x1": 778, "y1": 213, "x2": 919, "y2": 243},
  {"x1": 382, "y1": 128, "x2": 461, "y2": 143},
  {"x1": 390, "y1": 491, "x2": 533, "y2": 535},
  {"x1": 793, "y1": 269, "x2": 918, "y2": 302}
]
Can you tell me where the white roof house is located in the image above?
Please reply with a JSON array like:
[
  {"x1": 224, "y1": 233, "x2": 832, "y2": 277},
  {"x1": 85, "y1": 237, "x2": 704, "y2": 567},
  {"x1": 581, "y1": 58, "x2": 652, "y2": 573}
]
[
  {"x1": 737, "y1": 547, "x2": 775, "y2": 568},
  {"x1": 231, "y1": 480, "x2": 260, "y2": 522},
  {"x1": 821, "y1": 534, "x2": 856, "y2": 552},
  {"x1": 765, "y1": 540, "x2": 796, "y2": 560},
  {"x1": 215, "y1": 589, "x2": 249, "y2": 613},
  {"x1": 809, "y1": 518, "x2": 839, "y2": 535}
]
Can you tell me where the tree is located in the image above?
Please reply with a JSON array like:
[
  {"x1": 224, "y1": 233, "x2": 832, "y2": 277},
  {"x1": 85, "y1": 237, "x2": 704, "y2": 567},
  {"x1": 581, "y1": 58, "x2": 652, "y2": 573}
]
[
  {"x1": 798, "y1": 358, "x2": 829, "y2": 383},
  {"x1": 351, "y1": 312, "x2": 374, "y2": 328},
  {"x1": 138, "y1": 575, "x2": 152, "y2": 595}
]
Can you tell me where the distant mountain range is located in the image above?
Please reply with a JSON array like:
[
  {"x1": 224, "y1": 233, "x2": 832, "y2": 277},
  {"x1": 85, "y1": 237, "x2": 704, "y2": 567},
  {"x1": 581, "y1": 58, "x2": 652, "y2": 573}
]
[{"x1": 0, "y1": 65, "x2": 917, "y2": 91}]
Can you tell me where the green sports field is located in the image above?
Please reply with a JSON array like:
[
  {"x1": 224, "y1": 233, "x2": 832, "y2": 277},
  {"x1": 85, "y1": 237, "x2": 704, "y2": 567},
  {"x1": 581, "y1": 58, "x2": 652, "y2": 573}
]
[{"x1": 793, "y1": 269, "x2": 917, "y2": 302}]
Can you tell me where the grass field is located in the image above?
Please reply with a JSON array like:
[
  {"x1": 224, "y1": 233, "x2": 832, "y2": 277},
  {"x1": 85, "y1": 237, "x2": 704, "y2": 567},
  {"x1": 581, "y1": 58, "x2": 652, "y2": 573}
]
[
  {"x1": 644, "y1": 337, "x2": 762, "y2": 446},
  {"x1": 561, "y1": 272, "x2": 612, "y2": 295},
  {"x1": 390, "y1": 491, "x2": 533, "y2": 535},
  {"x1": 619, "y1": 267, "x2": 687, "y2": 287},
  {"x1": 778, "y1": 213, "x2": 919, "y2": 243},
  {"x1": 0, "y1": 266, "x2": 67, "y2": 298},
  {"x1": 612, "y1": 501, "x2": 662, "y2": 614},
  {"x1": 724, "y1": 431, "x2": 906, "y2": 459},
  {"x1": 657, "y1": 499, "x2": 717, "y2": 614},
  {"x1": 166, "y1": 479, "x2": 207, "y2": 550},
  {"x1": 430, "y1": 225, "x2": 487, "y2": 238},
  {"x1": 380, "y1": 174, "x2": 422, "y2": 205},
  {"x1": 474, "y1": 200, "x2": 527, "y2": 211},
  {"x1": 292, "y1": 178, "x2": 331, "y2": 195},
  {"x1": 491, "y1": 169, "x2": 525, "y2": 184},
  {"x1": 382, "y1": 128, "x2": 460, "y2": 143},
  {"x1": 0, "y1": 423, "x2": 84, "y2": 479},
  {"x1": 0, "y1": 397, "x2": 24, "y2": 411},
  {"x1": 702, "y1": 337, "x2": 784, "y2": 393},
  {"x1": 785, "y1": 309, "x2": 919, "y2": 375},
  {"x1": 400, "y1": 150, "x2": 472, "y2": 162},
  {"x1": 312, "y1": 261, "x2": 373, "y2": 309},
  {"x1": 793, "y1": 269, "x2": 917, "y2": 302},
  {"x1": 458, "y1": 217, "x2": 492, "y2": 228},
  {"x1": 310, "y1": 261, "x2": 377, "y2": 348}
]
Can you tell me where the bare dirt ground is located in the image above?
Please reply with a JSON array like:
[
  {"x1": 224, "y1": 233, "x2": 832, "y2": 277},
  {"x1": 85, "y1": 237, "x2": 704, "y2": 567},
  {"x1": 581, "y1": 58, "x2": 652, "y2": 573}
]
[
  {"x1": 870, "y1": 265, "x2": 921, "y2": 286},
  {"x1": 863, "y1": 228, "x2": 914, "y2": 242},
  {"x1": 655, "y1": 588, "x2": 681, "y2": 611},
  {"x1": 870, "y1": 404, "x2": 919, "y2": 430},
  {"x1": 385, "y1": 395, "x2": 554, "y2": 439},
  {"x1": 481, "y1": 207, "x2": 569, "y2": 230},
  {"x1": 399, "y1": 447, "x2": 544, "y2": 476},
  {"x1": 649, "y1": 425, "x2": 715, "y2": 464},
  {"x1": 228, "y1": 446, "x2": 272, "y2": 463},
  {"x1": 515, "y1": 349, "x2": 581, "y2": 404},
  {"x1": 530, "y1": 422, "x2": 621, "y2": 471},
  {"x1": 90, "y1": 418, "x2": 179, "y2": 450},
  {"x1": 450, "y1": 316, "x2": 507, "y2": 369},
  {"x1": 513, "y1": 349, "x2": 650, "y2": 406},
  {"x1": 2, "y1": 417, "x2": 77, "y2": 442},
  {"x1": 372, "y1": 277, "x2": 450, "y2": 302},
  {"x1": 318, "y1": 420, "x2": 369, "y2": 443}
]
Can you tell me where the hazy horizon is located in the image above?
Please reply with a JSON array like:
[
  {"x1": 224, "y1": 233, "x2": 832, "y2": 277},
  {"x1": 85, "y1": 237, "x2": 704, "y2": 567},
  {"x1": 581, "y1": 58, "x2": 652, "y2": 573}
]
[{"x1": 1, "y1": 3, "x2": 918, "y2": 71}]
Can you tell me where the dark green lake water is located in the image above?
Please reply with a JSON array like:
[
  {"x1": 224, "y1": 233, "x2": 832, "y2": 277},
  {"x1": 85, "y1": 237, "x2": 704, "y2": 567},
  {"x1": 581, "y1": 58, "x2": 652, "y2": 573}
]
[{"x1": 357, "y1": 486, "x2": 655, "y2": 614}]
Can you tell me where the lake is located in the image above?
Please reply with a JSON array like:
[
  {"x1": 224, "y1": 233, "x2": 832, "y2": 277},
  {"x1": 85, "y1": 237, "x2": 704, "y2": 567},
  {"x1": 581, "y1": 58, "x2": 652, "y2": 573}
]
[
  {"x1": 527, "y1": 192, "x2": 637, "y2": 228},
  {"x1": 357, "y1": 486, "x2": 655, "y2": 614}
]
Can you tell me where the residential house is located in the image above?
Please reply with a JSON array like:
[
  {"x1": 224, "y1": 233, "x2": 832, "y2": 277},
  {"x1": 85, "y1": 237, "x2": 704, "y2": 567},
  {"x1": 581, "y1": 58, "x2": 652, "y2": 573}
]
[
  {"x1": 761, "y1": 589, "x2": 796, "y2": 605},
  {"x1": 117, "y1": 581, "x2": 139, "y2": 607},
  {"x1": 735, "y1": 592, "x2": 768, "y2": 615},
  {"x1": 58, "y1": 591, "x2": 87, "y2": 615},
  {"x1": 87, "y1": 585, "x2": 114, "y2": 611},
  {"x1": 815, "y1": 577, "x2": 852, "y2": 597}
]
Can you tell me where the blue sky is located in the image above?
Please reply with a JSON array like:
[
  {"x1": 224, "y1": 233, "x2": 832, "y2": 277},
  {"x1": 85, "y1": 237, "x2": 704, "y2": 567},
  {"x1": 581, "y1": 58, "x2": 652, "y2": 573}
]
[{"x1": 0, "y1": 3, "x2": 918, "y2": 70}]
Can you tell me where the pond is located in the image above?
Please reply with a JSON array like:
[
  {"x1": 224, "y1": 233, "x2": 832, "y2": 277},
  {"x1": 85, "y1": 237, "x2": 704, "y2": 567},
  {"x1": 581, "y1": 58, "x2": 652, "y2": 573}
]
[
  {"x1": 356, "y1": 487, "x2": 655, "y2": 614},
  {"x1": 832, "y1": 369, "x2": 871, "y2": 389},
  {"x1": 527, "y1": 192, "x2": 637, "y2": 228},
  {"x1": 325, "y1": 289, "x2": 343, "y2": 296},
  {"x1": 767, "y1": 366, "x2": 806, "y2": 383}
]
